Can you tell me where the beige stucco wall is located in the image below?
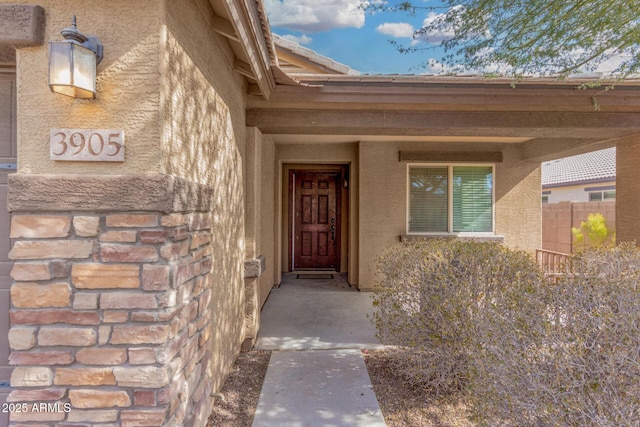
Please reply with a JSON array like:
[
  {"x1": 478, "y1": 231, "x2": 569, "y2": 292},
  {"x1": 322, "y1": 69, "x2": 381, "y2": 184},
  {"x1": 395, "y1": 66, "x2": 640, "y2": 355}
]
[
  {"x1": 243, "y1": 128, "x2": 275, "y2": 343},
  {"x1": 259, "y1": 135, "x2": 276, "y2": 305},
  {"x1": 12, "y1": 0, "x2": 164, "y2": 175},
  {"x1": 358, "y1": 141, "x2": 541, "y2": 289},
  {"x1": 164, "y1": 0, "x2": 247, "y2": 392},
  {"x1": 276, "y1": 142, "x2": 359, "y2": 285},
  {"x1": 358, "y1": 142, "x2": 405, "y2": 289},
  {"x1": 494, "y1": 146, "x2": 541, "y2": 251}
]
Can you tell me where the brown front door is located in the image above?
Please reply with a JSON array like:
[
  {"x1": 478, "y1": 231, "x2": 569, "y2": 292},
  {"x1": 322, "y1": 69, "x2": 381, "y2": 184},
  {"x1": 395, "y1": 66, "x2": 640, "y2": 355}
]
[{"x1": 292, "y1": 170, "x2": 341, "y2": 270}]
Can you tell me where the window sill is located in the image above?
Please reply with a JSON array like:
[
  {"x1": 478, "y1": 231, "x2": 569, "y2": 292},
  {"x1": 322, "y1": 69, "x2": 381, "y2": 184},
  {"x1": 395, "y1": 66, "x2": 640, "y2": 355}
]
[{"x1": 400, "y1": 234, "x2": 504, "y2": 243}]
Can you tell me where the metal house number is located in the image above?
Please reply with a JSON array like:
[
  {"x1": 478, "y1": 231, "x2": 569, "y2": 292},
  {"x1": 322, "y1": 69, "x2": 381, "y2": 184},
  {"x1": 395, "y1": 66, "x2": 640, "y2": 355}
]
[{"x1": 50, "y1": 129, "x2": 125, "y2": 162}]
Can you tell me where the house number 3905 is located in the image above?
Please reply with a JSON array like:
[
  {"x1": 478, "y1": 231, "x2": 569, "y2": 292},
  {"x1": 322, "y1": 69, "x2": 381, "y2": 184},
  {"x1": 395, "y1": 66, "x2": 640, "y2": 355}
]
[{"x1": 50, "y1": 129, "x2": 125, "y2": 162}]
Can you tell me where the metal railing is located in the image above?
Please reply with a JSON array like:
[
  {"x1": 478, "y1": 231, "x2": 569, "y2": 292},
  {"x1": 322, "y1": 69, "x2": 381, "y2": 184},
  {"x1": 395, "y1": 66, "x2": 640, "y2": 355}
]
[{"x1": 536, "y1": 249, "x2": 571, "y2": 282}]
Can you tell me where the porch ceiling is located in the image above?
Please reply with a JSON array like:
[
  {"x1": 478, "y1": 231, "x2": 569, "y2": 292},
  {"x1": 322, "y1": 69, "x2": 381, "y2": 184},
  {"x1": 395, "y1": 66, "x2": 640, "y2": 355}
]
[{"x1": 247, "y1": 77, "x2": 640, "y2": 162}]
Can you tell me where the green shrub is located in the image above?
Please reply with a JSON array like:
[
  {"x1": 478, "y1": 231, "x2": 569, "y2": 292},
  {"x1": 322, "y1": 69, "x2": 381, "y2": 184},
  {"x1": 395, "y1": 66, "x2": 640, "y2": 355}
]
[
  {"x1": 373, "y1": 240, "x2": 640, "y2": 426},
  {"x1": 571, "y1": 212, "x2": 616, "y2": 250}
]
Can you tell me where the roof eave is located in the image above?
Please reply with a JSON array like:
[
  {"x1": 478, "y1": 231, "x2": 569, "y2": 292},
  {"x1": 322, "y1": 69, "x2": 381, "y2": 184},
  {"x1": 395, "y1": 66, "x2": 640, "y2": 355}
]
[{"x1": 204, "y1": 0, "x2": 277, "y2": 99}]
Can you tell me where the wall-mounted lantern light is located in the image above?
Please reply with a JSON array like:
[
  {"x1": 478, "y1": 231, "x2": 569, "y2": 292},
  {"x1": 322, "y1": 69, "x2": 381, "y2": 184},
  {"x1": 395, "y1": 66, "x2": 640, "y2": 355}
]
[{"x1": 48, "y1": 16, "x2": 103, "y2": 99}]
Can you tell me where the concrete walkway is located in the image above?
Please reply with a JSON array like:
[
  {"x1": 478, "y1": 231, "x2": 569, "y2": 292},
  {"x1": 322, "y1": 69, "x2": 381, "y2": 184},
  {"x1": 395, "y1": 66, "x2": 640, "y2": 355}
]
[{"x1": 252, "y1": 274, "x2": 386, "y2": 427}]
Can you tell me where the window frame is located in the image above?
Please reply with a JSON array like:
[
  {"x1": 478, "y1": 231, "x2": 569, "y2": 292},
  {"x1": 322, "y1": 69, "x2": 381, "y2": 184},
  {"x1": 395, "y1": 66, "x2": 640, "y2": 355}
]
[{"x1": 406, "y1": 163, "x2": 496, "y2": 236}]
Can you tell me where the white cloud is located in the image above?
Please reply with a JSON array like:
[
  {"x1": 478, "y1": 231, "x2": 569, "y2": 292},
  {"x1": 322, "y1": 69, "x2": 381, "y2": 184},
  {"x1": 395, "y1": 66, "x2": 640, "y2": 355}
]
[
  {"x1": 264, "y1": 0, "x2": 366, "y2": 33},
  {"x1": 414, "y1": 11, "x2": 457, "y2": 44},
  {"x1": 580, "y1": 50, "x2": 630, "y2": 75},
  {"x1": 280, "y1": 34, "x2": 314, "y2": 45},
  {"x1": 376, "y1": 22, "x2": 414, "y2": 38}
]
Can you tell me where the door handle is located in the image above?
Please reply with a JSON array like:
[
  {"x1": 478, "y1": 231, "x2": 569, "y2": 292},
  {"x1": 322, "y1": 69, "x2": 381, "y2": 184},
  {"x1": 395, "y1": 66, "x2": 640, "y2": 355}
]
[{"x1": 330, "y1": 218, "x2": 336, "y2": 240}]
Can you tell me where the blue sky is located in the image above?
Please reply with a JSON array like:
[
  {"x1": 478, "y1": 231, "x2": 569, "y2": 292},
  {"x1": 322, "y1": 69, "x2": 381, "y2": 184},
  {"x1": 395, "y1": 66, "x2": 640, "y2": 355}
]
[
  {"x1": 263, "y1": 0, "x2": 628, "y2": 77},
  {"x1": 264, "y1": 0, "x2": 451, "y2": 75}
]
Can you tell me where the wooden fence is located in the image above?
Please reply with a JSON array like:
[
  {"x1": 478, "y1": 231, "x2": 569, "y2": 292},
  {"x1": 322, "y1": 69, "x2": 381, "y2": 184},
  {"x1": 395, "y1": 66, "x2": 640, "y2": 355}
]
[{"x1": 536, "y1": 248, "x2": 571, "y2": 282}]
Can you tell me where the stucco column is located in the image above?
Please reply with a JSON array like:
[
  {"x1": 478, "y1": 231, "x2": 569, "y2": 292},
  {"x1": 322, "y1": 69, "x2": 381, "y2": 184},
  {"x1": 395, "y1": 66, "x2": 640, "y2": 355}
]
[
  {"x1": 616, "y1": 135, "x2": 640, "y2": 245},
  {"x1": 243, "y1": 128, "x2": 261, "y2": 347}
]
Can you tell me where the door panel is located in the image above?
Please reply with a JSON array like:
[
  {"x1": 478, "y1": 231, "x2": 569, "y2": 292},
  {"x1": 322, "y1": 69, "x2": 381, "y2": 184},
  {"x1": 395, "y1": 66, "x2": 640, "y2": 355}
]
[{"x1": 293, "y1": 171, "x2": 340, "y2": 270}]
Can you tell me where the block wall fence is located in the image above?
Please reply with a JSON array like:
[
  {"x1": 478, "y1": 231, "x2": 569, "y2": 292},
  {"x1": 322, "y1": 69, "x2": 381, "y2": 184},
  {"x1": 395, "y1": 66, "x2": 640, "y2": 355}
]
[
  {"x1": 6, "y1": 174, "x2": 215, "y2": 426},
  {"x1": 542, "y1": 200, "x2": 616, "y2": 253}
]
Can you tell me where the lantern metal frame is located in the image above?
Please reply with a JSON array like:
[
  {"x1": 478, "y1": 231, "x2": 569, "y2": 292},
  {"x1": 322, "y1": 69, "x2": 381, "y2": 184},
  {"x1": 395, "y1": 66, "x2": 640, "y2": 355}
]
[{"x1": 48, "y1": 16, "x2": 103, "y2": 99}]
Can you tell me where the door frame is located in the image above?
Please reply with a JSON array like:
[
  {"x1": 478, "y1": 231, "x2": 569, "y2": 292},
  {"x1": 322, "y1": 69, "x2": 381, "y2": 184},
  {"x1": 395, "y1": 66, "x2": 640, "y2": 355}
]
[
  {"x1": 0, "y1": 71, "x2": 16, "y2": 389},
  {"x1": 287, "y1": 165, "x2": 348, "y2": 272}
]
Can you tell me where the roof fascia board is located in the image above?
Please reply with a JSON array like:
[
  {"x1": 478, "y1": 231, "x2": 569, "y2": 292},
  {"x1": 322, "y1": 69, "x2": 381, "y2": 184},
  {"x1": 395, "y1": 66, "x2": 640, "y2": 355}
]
[
  {"x1": 276, "y1": 48, "x2": 338, "y2": 75},
  {"x1": 246, "y1": 109, "x2": 640, "y2": 139},
  {"x1": 219, "y1": 0, "x2": 275, "y2": 99},
  {"x1": 248, "y1": 81, "x2": 640, "y2": 112}
]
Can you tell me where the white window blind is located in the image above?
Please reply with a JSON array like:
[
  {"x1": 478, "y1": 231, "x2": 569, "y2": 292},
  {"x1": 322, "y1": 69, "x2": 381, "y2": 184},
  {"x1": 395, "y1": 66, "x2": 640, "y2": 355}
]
[
  {"x1": 452, "y1": 166, "x2": 493, "y2": 232},
  {"x1": 409, "y1": 165, "x2": 493, "y2": 234},
  {"x1": 409, "y1": 167, "x2": 448, "y2": 232}
]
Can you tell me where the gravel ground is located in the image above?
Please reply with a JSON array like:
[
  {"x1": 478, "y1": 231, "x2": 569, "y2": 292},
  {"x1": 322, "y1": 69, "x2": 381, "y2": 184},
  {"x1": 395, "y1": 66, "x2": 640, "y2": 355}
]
[
  {"x1": 207, "y1": 349, "x2": 473, "y2": 427},
  {"x1": 207, "y1": 351, "x2": 271, "y2": 427},
  {"x1": 363, "y1": 350, "x2": 474, "y2": 427}
]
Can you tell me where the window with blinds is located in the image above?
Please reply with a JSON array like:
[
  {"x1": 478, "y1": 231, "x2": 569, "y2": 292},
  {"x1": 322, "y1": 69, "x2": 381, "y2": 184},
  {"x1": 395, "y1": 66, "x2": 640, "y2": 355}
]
[
  {"x1": 409, "y1": 165, "x2": 494, "y2": 234},
  {"x1": 409, "y1": 167, "x2": 448, "y2": 232}
]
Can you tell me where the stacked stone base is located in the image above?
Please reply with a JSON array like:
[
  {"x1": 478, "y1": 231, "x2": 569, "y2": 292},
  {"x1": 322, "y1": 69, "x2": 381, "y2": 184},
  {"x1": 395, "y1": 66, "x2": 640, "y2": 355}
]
[{"x1": 7, "y1": 174, "x2": 215, "y2": 426}]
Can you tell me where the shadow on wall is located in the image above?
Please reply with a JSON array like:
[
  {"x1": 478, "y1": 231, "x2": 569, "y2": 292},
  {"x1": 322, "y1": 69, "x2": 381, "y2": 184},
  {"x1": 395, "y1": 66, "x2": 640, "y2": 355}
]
[{"x1": 162, "y1": 33, "x2": 246, "y2": 393}]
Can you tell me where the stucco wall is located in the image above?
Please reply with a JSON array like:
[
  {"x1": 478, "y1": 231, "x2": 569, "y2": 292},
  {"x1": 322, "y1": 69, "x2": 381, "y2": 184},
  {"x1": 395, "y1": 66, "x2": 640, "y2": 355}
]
[
  {"x1": 358, "y1": 142, "x2": 405, "y2": 289},
  {"x1": 358, "y1": 141, "x2": 541, "y2": 289},
  {"x1": 164, "y1": 0, "x2": 247, "y2": 396},
  {"x1": 494, "y1": 146, "x2": 541, "y2": 252},
  {"x1": 11, "y1": 0, "x2": 164, "y2": 175},
  {"x1": 259, "y1": 135, "x2": 276, "y2": 306},
  {"x1": 243, "y1": 128, "x2": 275, "y2": 345}
]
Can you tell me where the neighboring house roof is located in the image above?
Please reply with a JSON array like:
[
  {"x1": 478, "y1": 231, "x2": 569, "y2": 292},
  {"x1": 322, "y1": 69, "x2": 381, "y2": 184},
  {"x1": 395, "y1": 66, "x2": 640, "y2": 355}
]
[
  {"x1": 272, "y1": 34, "x2": 359, "y2": 76},
  {"x1": 542, "y1": 147, "x2": 616, "y2": 187}
]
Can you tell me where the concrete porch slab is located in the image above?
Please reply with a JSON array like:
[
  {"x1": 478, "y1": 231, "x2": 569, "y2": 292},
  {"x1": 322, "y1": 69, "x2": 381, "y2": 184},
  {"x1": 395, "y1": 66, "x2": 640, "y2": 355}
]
[
  {"x1": 252, "y1": 349, "x2": 386, "y2": 427},
  {"x1": 253, "y1": 274, "x2": 384, "y2": 351}
]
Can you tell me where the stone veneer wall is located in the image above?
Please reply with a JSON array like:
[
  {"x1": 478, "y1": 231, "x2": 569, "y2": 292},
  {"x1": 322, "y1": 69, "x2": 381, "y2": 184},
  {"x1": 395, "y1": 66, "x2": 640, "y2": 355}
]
[{"x1": 7, "y1": 174, "x2": 215, "y2": 426}]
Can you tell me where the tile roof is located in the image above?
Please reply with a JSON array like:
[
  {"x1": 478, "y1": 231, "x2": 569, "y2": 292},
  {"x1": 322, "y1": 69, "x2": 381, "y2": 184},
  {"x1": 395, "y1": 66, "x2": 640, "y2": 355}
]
[
  {"x1": 542, "y1": 147, "x2": 616, "y2": 187},
  {"x1": 272, "y1": 34, "x2": 360, "y2": 76}
]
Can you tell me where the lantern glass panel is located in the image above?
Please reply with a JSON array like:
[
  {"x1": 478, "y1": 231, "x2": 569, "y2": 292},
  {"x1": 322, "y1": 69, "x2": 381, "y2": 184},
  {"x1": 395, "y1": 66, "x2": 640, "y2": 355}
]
[
  {"x1": 72, "y1": 43, "x2": 96, "y2": 97},
  {"x1": 48, "y1": 41, "x2": 96, "y2": 99}
]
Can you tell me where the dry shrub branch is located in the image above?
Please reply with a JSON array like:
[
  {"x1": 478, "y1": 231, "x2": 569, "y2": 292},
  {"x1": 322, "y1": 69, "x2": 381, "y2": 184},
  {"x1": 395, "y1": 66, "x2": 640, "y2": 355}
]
[{"x1": 372, "y1": 240, "x2": 640, "y2": 426}]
